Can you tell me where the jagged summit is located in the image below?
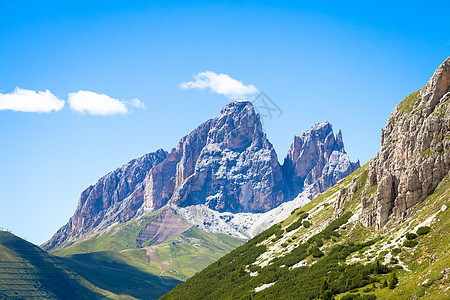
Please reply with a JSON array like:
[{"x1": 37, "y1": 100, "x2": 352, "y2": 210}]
[
  {"x1": 207, "y1": 100, "x2": 266, "y2": 151},
  {"x1": 171, "y1": 99, "x2": 284, "y2": 213},
  {"x1": 43, "y1": 100, "x2": 358, "y2": 250},
  {"x1": 282, "y1": 121, "x2": 360, "y2": 197}
]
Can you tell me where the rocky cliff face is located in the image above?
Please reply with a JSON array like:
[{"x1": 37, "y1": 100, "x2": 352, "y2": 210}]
[
  {"x1": 282, "y1": 121, "x2": 360, "y2": 197},
  {"x1": 361, "y1": 57, "x2": 450, "y2": 229},
  {"x1": 42, "y1": 150, "x2": 168, "y2": 250},
  {"x1": 171, "y1": 101, "x2": 285, "y2": 213},
  {"x1": 43, "y1": 100, "x2": 359, "y2": 250}
]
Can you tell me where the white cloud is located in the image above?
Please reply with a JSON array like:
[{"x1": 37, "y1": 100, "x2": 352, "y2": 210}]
[
  {"x1": 68, "y1": 91, "x2": 144, "y2": 116},
  {"x1": 0, "y1": 87, "x2": 65, "y2": 113},
  {"x1": 180, "y1": 71, "x2": 259, "y2": 99},
  {"x1": 127, "y1": 98, "x2": 146, "y2": 109}
]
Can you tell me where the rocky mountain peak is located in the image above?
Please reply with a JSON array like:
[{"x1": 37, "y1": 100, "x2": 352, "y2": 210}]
[
  {"x1": 363, "y1": 57, "x2": 450, "y2": 229},
  {"x1": 43, "y1": 100, "x2": 359, "y2": 250},
  {"x1": 282, "y1": 121, "x2": 359, "y2": 197},
  {"x1": 171, "y1": 100, "x2": 284, "y2": 213},
  {"x1": 207, "y1": 100, "x2": 265, "y2": 151},
  {"x1": 419, "y1": 57, "x2": 450, "y2": 110}
]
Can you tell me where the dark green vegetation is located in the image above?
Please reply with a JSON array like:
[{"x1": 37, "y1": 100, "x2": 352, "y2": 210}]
[
  {"x1": 162, "y1": 212, "x2": 393, "y2": 299},
  {"x1": 286, "y1": 212, "x2": 308, "y2": 232},
  {"x1": 416, "y1": 226, "x2": 431, "y2": 236},
  {"x1": 405, "y1": 233, "x2": 417, "y2": 240}
]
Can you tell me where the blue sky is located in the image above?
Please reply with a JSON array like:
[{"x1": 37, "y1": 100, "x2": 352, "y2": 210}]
[{"x1": 0, "y1": 1, "x2": 448, "y2": 244}]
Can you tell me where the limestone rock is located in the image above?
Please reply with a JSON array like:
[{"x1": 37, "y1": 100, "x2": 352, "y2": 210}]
[
  {"x1": 366, "y1": 57, "x2": 450, "y2": 229},
  {"x1": 171, "y1": 101, "x2": 285, "y2": 213},
  {"x1": 41, "y1": 149, "x2": 168, "y2": 250},
  {"x1": 282, "y1": 121, "x2": 360, "y2": 197}
]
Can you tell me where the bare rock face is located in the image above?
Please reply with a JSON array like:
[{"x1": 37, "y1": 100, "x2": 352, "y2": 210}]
[
  {"x1": 42, "y1": 149, "x2": 168, "y2": 250},
  {"x1": 139, "y1": 120, "x2": 213, "y2": 215},
  {"x1": 282, "y1": 121, "x2": 360, "y2": 197},
  {"x1": 171, "y1": 101, "x2": 285, "y2": 213},
  {"x1": 366, "y1": 57, "x2": 450, "y2": 229},
  {"x1": 135, "y1": 208, "x2": 191, "y2": 247}
]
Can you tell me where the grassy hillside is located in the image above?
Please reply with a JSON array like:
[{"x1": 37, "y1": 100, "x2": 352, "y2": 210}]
[
  {"x1": 0, "y1": 230, "x2": 109, "y2": 299},
  {"x1": 162, "y1": 164, "x2": 450, "y2": 299},
  {"x1": 50, "y1": 210, "x2": 162, "y2": 256},
  {"x1": 0, "y1": 229, "x2": 183, "y2": 299},
  {"x1": 57, "y1": 251, "x2": 180, "y2": 299},
  {"x1": 120, "y1": 226, "x2": 242, "y2": 281},
  {"x1": 51, "y1": 208, "x2": 242, "y2": 283}
]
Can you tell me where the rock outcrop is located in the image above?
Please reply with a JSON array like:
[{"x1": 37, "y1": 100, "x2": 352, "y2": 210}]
[
  {"x1": 135, "y1": 208, "x2": 191, "y2": 247},
  {"x1": 282, "y1": 121, "x2": 360, "y2": 197},
  {"x1": 171, "y1": 101, "x2": 285, "y2": 213},
  {"x1": 42, "y1": 150, "x2": 168, "y2": 250},
  {"x1": 364, "y1": 57, "x2": 450, "y2": 229}
]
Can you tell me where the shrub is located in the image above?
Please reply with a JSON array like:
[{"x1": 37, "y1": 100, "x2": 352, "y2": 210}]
[
  {"x1": 391, "y1": 247, "x2": 401, "y2": 255},
  {"x1": 321, "y1": 290, "x2": 333, "y2": 300},
  {"x1": 291, "y1": 208, "x2": 304, "y2": 215},
  {"x1": 405, "y1": 233, "x2": 417, "y2": 240},
  {"x1": 303, "y1": 220, "x2": 312, "y2": 228},
  {"x1": 309, "y1": 246, "x2": 324, "y2": 258},
  {"x1": 389, "y1": 257, "x2": 398, "y2": 265},
  {"x1": 403, "y1": 240, "x2": 418, "y2": 247},
  {"x1": 297, "y1": 210, "x2": 307, "y2": 216},
  {"x1": 286, "y1": 212, "x2": 309, "y2": 232},
  {"x1": 341, "y1": 294, "x2": 359, "y2": 300},
  {"x1": 417, "y1": 226, "x2": 431, "y2": 235},
  {"x1": 388, "y1": 272, "x2": 398, "y2": 289},
  {"x1": 314, "y1": 238, "x2": 324, "y2": 247},
  {"x1": 372, "y1": 259, "x2": 389, "y2": 274}
]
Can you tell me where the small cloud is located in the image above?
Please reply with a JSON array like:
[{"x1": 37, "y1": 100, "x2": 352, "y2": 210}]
[
  {"x1": 0, "y1": 87, "x2": 65, "y2": 113},
  {"x1": 180, "y1": 71, "x2": 259, "y2": 99},
  {"x1": 127, "y1": 98, "x2": 146, "y2": 109},
  {"x1": 68, "y1": 91, "x2": 144, "y2": 116}
]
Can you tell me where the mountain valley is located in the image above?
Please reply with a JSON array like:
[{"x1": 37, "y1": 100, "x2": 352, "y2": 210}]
[{"x1": 163, "y1": 58, "x2": 450, "y2": 299}]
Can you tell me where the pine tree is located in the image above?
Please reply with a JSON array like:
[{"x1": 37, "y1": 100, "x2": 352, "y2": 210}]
[
  {"x1": 388, "y1": 272, "x2": 398, "y2": 289},
  {"x1": 320, "y1": 278, "x2": 333, "y2": 300},
  {"x1": 320, "y1": 278, "x2": 329, "y2": 294}
]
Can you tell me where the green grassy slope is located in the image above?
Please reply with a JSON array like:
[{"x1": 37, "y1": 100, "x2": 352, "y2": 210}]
[
  {"x1": 162, "y1": 165, "x2": 450, "y2": 299},
  {"x1": 51, "y1": 209, "x2": 242, "y2": 283},
  {"x1": 120, "y1": 226, "x2": 242, "y2": 281},
  {"x1": 0, "y1": 230, "x2": 183, "y2": 300},
  {"x1": 58, "y1": 251, "x2": 181, "y2": 300},
  {"x1": 50, "y1": 211, "x2": 161, "y2": 256},
  {"x1": 0, "y1": 230, "x2": 108, "y2": 299}
]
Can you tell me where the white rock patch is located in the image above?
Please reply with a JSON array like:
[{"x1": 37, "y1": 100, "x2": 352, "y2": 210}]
[{"x1": 254, "y1": 282, "x2": 276, "y2": 293}]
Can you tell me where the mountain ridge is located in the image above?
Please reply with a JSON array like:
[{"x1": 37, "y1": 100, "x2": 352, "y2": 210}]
[{"x1": 43, "y1": 101, "x2": 359, "y2": 251}]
